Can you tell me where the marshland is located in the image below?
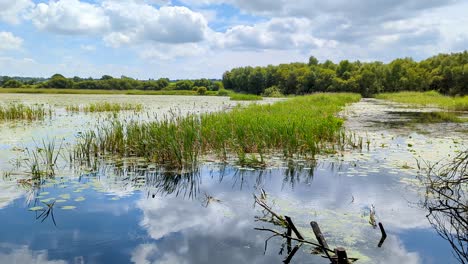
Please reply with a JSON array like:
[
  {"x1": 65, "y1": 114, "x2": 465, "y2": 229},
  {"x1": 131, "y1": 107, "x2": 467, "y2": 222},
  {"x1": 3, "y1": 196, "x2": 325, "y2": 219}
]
[
  {"x1": 1, "y1": 46, "x2": 468, "y2": 264},
  {"x1": 0, "y1": 87, "x2": 466, "y2": 263}
]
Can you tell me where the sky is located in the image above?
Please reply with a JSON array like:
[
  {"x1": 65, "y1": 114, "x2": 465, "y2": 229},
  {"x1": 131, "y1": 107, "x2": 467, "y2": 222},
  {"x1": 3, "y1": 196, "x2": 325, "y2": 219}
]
[{"x1": 0, "y1": 0, "x2": 467, "y2": 79}]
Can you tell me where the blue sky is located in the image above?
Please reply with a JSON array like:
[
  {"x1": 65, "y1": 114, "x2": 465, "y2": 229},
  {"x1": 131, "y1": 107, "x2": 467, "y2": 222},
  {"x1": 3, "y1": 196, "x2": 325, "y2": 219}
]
[{"x1": 0, "y1": 0, "x2": 467, "y2": 79}]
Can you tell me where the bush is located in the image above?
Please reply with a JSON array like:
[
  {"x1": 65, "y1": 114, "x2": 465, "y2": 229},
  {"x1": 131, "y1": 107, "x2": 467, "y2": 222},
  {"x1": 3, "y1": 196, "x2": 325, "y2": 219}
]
[
  {"x1": 217, "y1": 89, "x2": 229, "y2": 96},
  {"x1": 263, "y1": 86, "x2": 284, "y2": 97},
  {"x1": 2, "y1": 79, "x2": 23, "y2": 88},
  {"x1": 197, "y1": 86, "x2": 207, "y2": 95}
]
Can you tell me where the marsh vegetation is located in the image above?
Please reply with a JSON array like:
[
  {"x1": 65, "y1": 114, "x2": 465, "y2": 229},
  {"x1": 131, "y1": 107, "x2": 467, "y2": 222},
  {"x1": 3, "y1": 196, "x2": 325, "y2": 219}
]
[
  {"x1": 66, "y1": 102, "x2": 143, "y2": 113},
  {"x1": 0, "y1": 103, "x2": 51, "y2": 121},
  {"x1": 72, "y1": 93, "x2": 360, "y2": 170}
]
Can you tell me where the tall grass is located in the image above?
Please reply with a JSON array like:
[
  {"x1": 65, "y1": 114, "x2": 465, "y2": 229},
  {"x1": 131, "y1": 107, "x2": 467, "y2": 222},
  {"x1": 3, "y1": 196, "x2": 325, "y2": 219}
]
[
  {"x1": 0, "y1": 103, "x2": 51, "y2": 121},
  {"x1": 229, "y1": 93, "x2": 263, "y2": 101},
  {"x1": 24, "y1": 138, "x2": 64, "y2": 178},
  {"x1": 66, "y1": 102, "x2": 143, "y2": 113},
  {"x1": 73, "y1": 93, "x2": 361, "y2": 169},
  {"x1": 376, "y1": 91, "x2": 468, "y2": 111}
]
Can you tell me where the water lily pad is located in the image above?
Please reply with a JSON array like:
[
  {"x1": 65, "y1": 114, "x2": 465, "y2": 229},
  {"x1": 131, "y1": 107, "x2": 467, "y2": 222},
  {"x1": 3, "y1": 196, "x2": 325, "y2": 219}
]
[
  {"x1": 39, "y1": 192, "x2": 50, "y2": 196},
  {"x1": 110, "y1": 197, "x2": 120, "y2": 201},
  {"x1": 40, "y1": 198, "x2": 55, "y2": 203},
  {"x1": 59, "y1": 194, "x2": 71, "y2": 199},
  {"x1": 29, "y1": 206, "x2": 44, "y2": 211},
  {"x1": 61, "y1": 206, "x2": 76, "y2": 210},
  {"x1": 75, "y1": 197, "x2": 85, "y2": 202},
  {"x1": 55, "y1": 199, "x2": 67, "y2": 203}
]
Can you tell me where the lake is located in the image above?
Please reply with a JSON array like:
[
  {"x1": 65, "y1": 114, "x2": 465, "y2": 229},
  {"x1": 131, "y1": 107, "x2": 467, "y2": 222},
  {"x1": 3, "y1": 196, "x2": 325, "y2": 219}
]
[{"x1": 0, "y1": 94, "x2": 466, "y2": 264}]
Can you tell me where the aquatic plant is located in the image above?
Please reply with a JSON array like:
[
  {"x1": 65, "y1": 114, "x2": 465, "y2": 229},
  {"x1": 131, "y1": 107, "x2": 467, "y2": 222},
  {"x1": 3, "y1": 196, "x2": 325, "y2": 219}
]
[
  {"x1": 376, "y1": 91, "x2": 468, "y2": 111},
  {"x1": 24, "y1": 138, "x2": 64, "y2": 178},
  {"x1": 66, "y1": 102, "x2": 143, "y2": 113},
  {"x1": 73, "y1": 93, "x2": 361, "y2": 170},
  {"x1": 0, "y1": 103, "x2": 51, "y2": 121}
]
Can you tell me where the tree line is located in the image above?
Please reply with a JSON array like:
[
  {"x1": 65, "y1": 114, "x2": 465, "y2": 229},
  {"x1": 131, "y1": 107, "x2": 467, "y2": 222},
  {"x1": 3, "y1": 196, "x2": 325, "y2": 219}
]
[
  {"x1": 0, "y1": 74, "x2": 223, "y2": 93},
  {"x1": 222, "y1": 51, "x2": 468, "y2": 96}
]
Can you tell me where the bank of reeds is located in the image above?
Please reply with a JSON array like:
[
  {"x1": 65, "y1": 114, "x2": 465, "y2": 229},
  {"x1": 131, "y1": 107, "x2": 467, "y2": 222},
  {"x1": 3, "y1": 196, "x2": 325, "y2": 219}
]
[
  {"x1": 376, "y1": 91, "x2": 468, "y2": 111},
  {"x1": 66, "y1": 102, "x2": 143, "y2": 113},
  {"x1": 0, "y1": 103, "x2": 51, "y2": 121},
  {"x1": 229, "y1": 93, "x2": 263, "y2": 101},
  {"x1": 73, "y1": 93, "x2": 361, "y2": 169}
]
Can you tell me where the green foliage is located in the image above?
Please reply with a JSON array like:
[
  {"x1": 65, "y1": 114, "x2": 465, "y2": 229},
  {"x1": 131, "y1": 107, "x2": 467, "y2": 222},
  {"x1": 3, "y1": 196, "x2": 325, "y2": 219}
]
[
  {"x1": 229, "y1": 93, "x2": 263, "y2": 101},
  {"x1": 2, "y1": 79, "x2": 23, "y2": 88},
  {"x1": 262, "y1": 86, "x2": 284, "y2": 97},
  {"x1": 222, "y1": 51, "x2": 468, "y2": 97},
  {"x1": 217, "y1": 89, "x2": 230, "y2": 96},
  {"x1": 175, "y1": 80, "x2": 194, "y2": 90},
  {"x1": 197, "y1": 86, "x2": 207, "y2": 95},
  {"x1": 375, "y1": 91, "x2": 468, "y2": 111}
]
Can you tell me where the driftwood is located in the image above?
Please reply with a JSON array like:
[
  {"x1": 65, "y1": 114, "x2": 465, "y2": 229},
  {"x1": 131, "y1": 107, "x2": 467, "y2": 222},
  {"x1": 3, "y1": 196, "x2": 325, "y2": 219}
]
[{"x1": 254, "y1": 194, "x2": 358, "y2": 263}]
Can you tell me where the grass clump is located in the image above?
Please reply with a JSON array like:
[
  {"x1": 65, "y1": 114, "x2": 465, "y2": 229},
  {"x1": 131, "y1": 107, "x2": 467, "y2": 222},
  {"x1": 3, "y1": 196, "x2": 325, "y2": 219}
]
[
  {"x1": 229, "y1": 93, "x2": 263, "y2": 101},
  {"x1": 376, "y1": 91, "x2": 468, "y2": 111},
  {"x1": 66, "y1": 102, "x2": 143, "y2": 113},
  {"x1": 73, "y1": 93, "x2": 361, "y2": 170},
  {"x1": 0, "y1": 103, "x2": 51, "y2": 121}
]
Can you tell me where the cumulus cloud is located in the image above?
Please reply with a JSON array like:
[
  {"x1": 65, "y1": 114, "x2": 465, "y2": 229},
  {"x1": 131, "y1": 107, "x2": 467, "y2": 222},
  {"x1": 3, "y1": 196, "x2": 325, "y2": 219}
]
[
  {"x1": 103, "y1": 3, "x2": 209, "y2": 46},
  {"x1": 0, "y1": 244, "x2": 66, "y2": 264},
  {"x1": 0, "y1": 0, "x2": 33, "y2": 24},
  {"x1": 214, "y1": 18, "x2": 333, "y2": 51},
  {"x1": 30, "y1": 0, "x2": 110, "y2": 35},
  {"x1": 0, "y1": 32, "x2": 23, "y2": 51}
]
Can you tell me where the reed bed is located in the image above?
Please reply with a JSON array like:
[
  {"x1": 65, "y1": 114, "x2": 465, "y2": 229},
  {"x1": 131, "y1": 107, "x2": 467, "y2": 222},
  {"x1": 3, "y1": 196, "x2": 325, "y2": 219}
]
[
  {"x1": 0, "y1": 103, "x2": 51, "y2": 121},
  {"x1": 73, "y1": 93, "x2": 361, "y2": 169},
  {"x1": 376, "y1": 91, "x2": 468, "y2": 111},
  {"x1": 66, "y1": 102, "x2": 143, "y2": 113}
]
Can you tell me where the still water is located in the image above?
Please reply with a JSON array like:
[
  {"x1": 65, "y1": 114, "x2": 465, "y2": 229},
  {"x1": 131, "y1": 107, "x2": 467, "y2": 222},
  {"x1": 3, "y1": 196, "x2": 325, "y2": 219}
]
[{"x1": 0, "y1": 95, "x2": 466, "y2": 263}]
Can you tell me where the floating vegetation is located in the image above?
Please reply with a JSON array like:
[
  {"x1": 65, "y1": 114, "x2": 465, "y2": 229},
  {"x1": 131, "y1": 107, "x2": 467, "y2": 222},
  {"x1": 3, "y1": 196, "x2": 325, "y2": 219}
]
[
  {"x1": 73, "y1": 93, "x2": 361, "y2": 170},
  {"x1": 29, "y1": 206, "x2": 44, "y2": 211},
  {"x1": 0, "y1": 103, "x2": 51, "y2": 121},
  {"x1": 376, "y1": 91, "x2": 468, "y2": 111},
  {"x1": 229, "y1": 93, "x2": 263, "y2": 101},
  {"x1": 66, "y1": 102, "x2": 143, "y2": 113},
  {"x1": 61, "y1": 206, "x2": 76, "y2": 210}
]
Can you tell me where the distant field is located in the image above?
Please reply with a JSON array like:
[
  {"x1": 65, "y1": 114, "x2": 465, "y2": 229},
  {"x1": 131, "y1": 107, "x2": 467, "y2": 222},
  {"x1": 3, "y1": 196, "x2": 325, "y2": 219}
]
[{"x1": 376, "y1": 91, "x2": 468, "y2": 111}]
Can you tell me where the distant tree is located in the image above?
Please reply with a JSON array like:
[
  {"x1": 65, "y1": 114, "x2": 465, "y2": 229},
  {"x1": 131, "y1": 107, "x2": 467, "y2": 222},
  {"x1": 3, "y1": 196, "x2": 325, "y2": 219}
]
[
  {"x1": 101, "y1": 75, "x2": 114, "y2": 80},
  {"x1": 308, "y1": 56, "x2": 319, "y2": 66},
  {"x1": 2, "y1": 79, "x2": 23, "y2": 88}
]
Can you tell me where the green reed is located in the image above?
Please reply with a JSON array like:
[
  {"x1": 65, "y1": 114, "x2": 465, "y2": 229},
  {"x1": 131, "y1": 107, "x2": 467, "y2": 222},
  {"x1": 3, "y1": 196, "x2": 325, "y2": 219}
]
[
  {"x1": 0, "y1": 103, "x2": 51, "y2": 121},
  {"x1": 229, "y1": 93, "x2": 263, "y2": 101},
  {"x1": 74, "y1": 93, "x2": 361, "y2": 169},
  {"x1": 66, "y1": 102, "x2": 143, "y2": 113}
]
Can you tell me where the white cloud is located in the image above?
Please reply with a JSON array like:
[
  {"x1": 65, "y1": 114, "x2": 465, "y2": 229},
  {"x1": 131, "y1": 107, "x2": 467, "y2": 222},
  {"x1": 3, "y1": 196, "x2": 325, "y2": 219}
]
[
  {"x1": 0, "y1": 244, "x2": 67, "y2": 264},
  {"x1": 0, "y1": 32, "x2": 23, "y2": 51},
  {"x1": 0, "y1": 0, "x2": 33, "y2": 24},
  {"x1": 214, "y1": 18, "x2": 331, "y2": 51},
  {"x1": 30, "y1": 0, "x2": 110, "y2": 35},
  {"x1": 103, "y1": 3, "x2": 209, "y2": 46}
]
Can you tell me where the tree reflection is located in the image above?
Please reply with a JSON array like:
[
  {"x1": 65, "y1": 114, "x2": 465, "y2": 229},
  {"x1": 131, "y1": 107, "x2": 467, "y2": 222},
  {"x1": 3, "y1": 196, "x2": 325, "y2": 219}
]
[{"x1": 419, "y1": 149, "x2": 467, "y2": 263}]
